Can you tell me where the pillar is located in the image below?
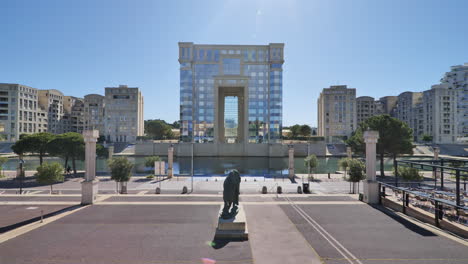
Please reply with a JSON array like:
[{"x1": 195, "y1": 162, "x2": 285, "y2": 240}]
[
  {"x1": 288, "y1": 145, "x2": 294, "y2": 179},
  {"x1": 363, "y1": 131, "x2": 379, "y2": 204},
  {"x1": 81, "y1": 130, "x2": 99, "y2": 205},
  {"x1": 167, "y1": 144, "x2": 174, "y2": 178},
  {"x1": 346, "y1": 146, "x2": 352, "y2": 159}
]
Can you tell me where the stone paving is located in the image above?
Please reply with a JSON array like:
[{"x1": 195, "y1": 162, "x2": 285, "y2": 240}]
[{"x1": 0, "y1": 185, "x2": 467, "y2": 263}]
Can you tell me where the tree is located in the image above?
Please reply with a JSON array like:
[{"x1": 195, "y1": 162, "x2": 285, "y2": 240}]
[
  {"x1": 145, "y1": 156, "x2": 161, "y2": 170},
  {"x1": 11, "y1": 140, "x2": 28, "y2": 194},
  {"x1": 289, "y1": 124, "x2": 301, "y2": 139},
  {"x1": 20, "y1": 133, "x2": 55, "y2": 165},
  {"x1": 299, "y1": 125, "x2": 312, "y2": 137},
  {"x1": 347, "y1": 159, "x2": 366, "y2": 194},
  {"x1": 421, "y1": 134, "x2": 432, "y2": 144},
  {"x1": 338, "y1": 158, "x2": 352, "y2": 193},
  {"x1": 145, "y1": 120, "x2": 174, "y2": 140},
  {"x1": 304, "y1": 154, "x2": 318, "y2": 182},
  {"x1": 47, "y1": 133, "x2": 84, "y2": 174},
  {"x1": 0, "y1": 156, "x2": 8, "y2": 177},
  {"x1": 108, "y1": 157, "x2": 134, "y2": 194},
  {"x1": 35, "y1": 162, "x2": 64, "y2": 193},
  {"x1": 96, "y1": 144, "x2": 108, "y2": 158},
  {"x1": 347, "y1": 115, "x2": 413, "y2": 177},
  {"x1": 171, "y1": 121, "x2": 181, "y2": 129}
]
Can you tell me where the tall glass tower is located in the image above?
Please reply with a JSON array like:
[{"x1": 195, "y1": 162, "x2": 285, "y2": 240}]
[{"x1": 178, "y1": 43, "x2": 284, "y2": 144}]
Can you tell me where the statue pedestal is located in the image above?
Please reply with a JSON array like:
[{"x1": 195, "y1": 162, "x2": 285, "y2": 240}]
[
  {"x1": 214, "y1": 205, "x2": 248, "y2": 240},
  {"x1": 81, "y1": 179, "x2": 99, "y2": 205}
]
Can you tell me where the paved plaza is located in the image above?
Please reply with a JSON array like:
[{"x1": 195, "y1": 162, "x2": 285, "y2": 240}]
[{"x1": 0, "y1": 190, "x2": 467, "y2": 264}]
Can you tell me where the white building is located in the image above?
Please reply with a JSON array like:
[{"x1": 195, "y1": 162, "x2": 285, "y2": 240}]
[
  {"x1": 0, "y1": 83, "x2": 48, "y2": 141},
  {"x1": 440, "y1": 63, "x2": 468, "y2": 139},
  {"x1": 422, "y1": 84, "x2": 458, "y2": 144},
  {"x1": 317, "y1": 85, "x2": 356, "y2": 143},
  {"x1": 104, "y1": 85, "x2": 144, "y2": 142}
]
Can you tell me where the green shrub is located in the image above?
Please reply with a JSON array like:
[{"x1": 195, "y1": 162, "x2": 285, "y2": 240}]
[
  {"x1": 146, "y1": 174, "x2": 155, "y2": 179},
  {"x1": 35, "y1": 162, "x2": 64, "y2": 192},
  {"x1": 397, "y1": 167, "x2": 423, "y2": 181},
  {"x1": 145, "y1": 156, "x2": 161, "y2": 168}
]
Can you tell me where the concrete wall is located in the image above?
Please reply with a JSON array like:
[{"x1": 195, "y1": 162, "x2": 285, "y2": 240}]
[{"x1": 134, "y1": 141, "x2": 326, "y2": 157}]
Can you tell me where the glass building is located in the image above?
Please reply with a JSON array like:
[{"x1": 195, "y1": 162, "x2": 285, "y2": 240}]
[{"x1": 178, "y1": 42, "x2": 284, "y2": 144}]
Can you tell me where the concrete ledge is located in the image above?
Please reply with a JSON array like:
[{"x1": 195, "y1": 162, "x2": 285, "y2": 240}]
[{"x1": 81, "y1": 179, "x2": 99, "y2": 205}]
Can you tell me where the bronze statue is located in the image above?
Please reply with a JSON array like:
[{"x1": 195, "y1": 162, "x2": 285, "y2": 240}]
[{"x1": 221, "y1": 170, "x2": 241, "y2": 219}]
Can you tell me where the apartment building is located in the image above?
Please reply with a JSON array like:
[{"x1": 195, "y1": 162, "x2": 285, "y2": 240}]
[
  {"x1": 0, "y1": 83, "x2": 48, "y2": 141},
  {"x1": 440, "y1": 63, "x2": 468, "y2": 138},
  {"x1": 104, "y1": 85, "x2": 144, "y2": 142},
  {"x1": 375, "y1": 96, "x2": 397, "y2": 116},
  {"x1": 395, "y1": 92, "x2": 422, "y2": 138},
  {"x1": 38, "y1": 89, "x2": 65, "y2": 134},
  {"x1": 84, "y1": 94, "x2": 105, "y2": 132},
  {"x1": 356, "y1": 96, "x2": 376, "y2": 125},
  {"x1": 63, "y1": 96, "x2": 85, "y2": 134},
  {"x1": 317, "y1": 85, "x2": 357, "y2": 143},
  {"x1": 422, "y1": 84, "x2": 458, "y2": 144}
]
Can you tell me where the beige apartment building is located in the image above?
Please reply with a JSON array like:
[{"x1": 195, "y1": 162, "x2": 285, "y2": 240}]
[
  {"x1": 317, "y1": 85, "x2": 356, "y2": 143},
  {"x1": 63, "y1": 96, "x2": 85, "y2": 134},
  {"x1": 356, "y1": 96, "x2": 376, "y2": 125},
  {"x1": 375, "y1": 96, "x2": 398, "y2": 116},
  {"x1": 0, "y1": 83, "x2": 48, "y2": 141},
  {"x1": 395, "y1": 92, "x2": 422, "y2": 138},
  {"x1": 104, "y1": 85, "x2": 144, "y2": 142},
  {"x1": 38, "y1": 89, "x2": 66, "y2": 134}
]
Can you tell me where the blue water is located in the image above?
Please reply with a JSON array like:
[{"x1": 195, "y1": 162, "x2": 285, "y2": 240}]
[{"x1": 0, "y1": 156, "x2": 398, "y2": 176}]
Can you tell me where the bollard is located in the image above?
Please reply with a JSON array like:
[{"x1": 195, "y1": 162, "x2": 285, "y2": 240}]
[
  {"x1": 40, "y1": 210, "x2": 43, "y2": 223},
  {"x1": 297, "y1": 186, "x2": 303, "y2": 194},
  {"x1": 254, "y1": 178, "x2": 257, "y2": 182},
  {"x1": 206, "y1": 178, "x2": 208, "y2": 182},
  {"x1": 155, "y1": 187, "x2": 161, "y2": 194},
  {"x1": 277, "y1": 186, "x2": 282, "y2": 194},
  {"x1": 182, "y1": 186, "x2": 188, "y2": 194},
  {"x1": 328, "y1": 173, "x2": 330, "y2": 179},
  {"x1": 262, "y1": 186, "x2": 267, "y2": 194}
]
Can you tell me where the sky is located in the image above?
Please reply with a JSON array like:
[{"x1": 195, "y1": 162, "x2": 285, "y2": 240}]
[{"x1": 1, "y1": 0, "x2": 467, "y2": 127}]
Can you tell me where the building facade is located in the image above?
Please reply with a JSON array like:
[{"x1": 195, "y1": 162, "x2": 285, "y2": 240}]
[
  {"x1": 375, "y1": 96, "x2": 397, "y2": 116},
  {"x1": 317, "y1": 85, "x2": 357, "y2": 143},
  {"x1": 440, "y1": 63, "x2": 468, "y2": 138},
  {"x1": 178, "y1": 42, "x2": 284, "y2": 143},
  {"x1": 0, "y1": 83, "x2": 48, "y2": 141},
  {"x1": 38, "y1": 89, "x2": 65, "y2": 134},
  {"x1": 84, "y1": 94, "x2": 105, "y2": 133},
  {"x1": 104, "y1": 85, "x2": 144, "y2": 143},
  {"x1": 356, "y1": 96, "x2": 376, "y2": 125},
  {"x1": 395, "y1": 92, "x2": 422, "y2": 138},
  {"x1": 422, "y1": 84, "x2": 458, "y2": 144}
]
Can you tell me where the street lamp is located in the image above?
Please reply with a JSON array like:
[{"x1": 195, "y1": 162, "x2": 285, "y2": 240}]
[{"x1": 18, "y1": 158, "x2": 25, "y2": 195}]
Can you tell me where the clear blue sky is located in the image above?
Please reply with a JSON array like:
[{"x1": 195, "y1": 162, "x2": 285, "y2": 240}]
[{"x1": 1, "y1": 0, "x2": 467, "y2": 127}]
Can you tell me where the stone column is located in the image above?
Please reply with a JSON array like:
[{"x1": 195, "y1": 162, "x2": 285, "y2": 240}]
[
  {"x1": 346, "y1": 146, "x2": 352, "y2": 159},
  {"x1": 108, "y1": 145, "x2": 114, "y2": 160},
  {"x1": 288, "y1": 145, "x2": 294, "y2": 179},
  {"x1": 167, "y1": 144, "x2": 174, "y2": 178},
  {"x1": 363, "y1": 131, "x2": 379, "y2": 204},
  {"x1": 433, "y1": 147, "x2": 439, "y2": 179},
  {"x1": 81, "y1": 130, "x2": 99, "y2": 205}
]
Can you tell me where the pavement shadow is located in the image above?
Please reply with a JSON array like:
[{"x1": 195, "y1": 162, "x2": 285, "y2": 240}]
[
  {"x1": 0, "y1": 204, "x2": 82, "y2": 234},
  {"x1": 371, "y1": 205, "x2": 437, "y2": 237},
  {"x1": 210, "y1": 238, "x2": 248, "y2": 249}
]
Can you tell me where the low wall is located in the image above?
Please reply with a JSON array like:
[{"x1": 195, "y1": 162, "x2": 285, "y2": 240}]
[{"x1": 134, "y1": 141, "x2": 326, "y2": 157}]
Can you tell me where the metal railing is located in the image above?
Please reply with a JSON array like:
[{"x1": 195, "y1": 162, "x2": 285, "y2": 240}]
[{"x1": 378, "y1": 182, "x2": 467, "y2": 228}]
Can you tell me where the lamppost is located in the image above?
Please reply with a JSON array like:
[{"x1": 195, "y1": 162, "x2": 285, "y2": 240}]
[
  {"x1": 191, "y1": 141, "x2": 194, "y2": 193},
  {"x1": 18, "y1": 158, "x2": 24, "y2": 195}
]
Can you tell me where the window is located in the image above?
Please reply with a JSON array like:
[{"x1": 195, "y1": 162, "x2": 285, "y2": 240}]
[{"x1": 223, "y1": 58, "x2": 241, "y2": 75}]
